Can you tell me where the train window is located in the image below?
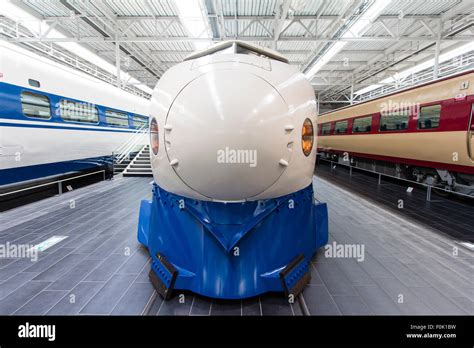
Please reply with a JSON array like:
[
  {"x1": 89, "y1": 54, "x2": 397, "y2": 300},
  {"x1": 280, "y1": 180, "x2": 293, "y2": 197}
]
[
  {"x1": 105, "y1": 110, "x2": 129, "y2": 127},
  {"x1": 379, "y1": 111, "x2": 409, "y2": 132},
  {"x1": 28, "y1": 79, "x2": 40, "y2": 88},
  {"x1": 321, "y1": 123, "x2": 331, "y2": 135},
  {"x1": 60, "y1": 99, "x2": 99, "y2": 123},
  {"x1": 133, "y1": 115, "x2": 148, "y2": 129},
  {"x1": 352, "y1": 116, "x2": 372, "y2": 133},
  {"x1": 20, "y1": 92, "x2": 51, "y2": 119},
  {"x1": 418, "y1": 105, "x2": 441, "y2": 129},
  {"x1": 334, "y1": 120, "x2": 348, "y2": 134}
]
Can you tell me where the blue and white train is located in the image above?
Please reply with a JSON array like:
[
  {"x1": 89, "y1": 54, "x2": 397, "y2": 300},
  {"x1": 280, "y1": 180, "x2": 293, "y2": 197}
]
[
  {"x1": 137, "y1": 41, "x2": 329, "y2": 300},
  {"x1": 0, "y1": 41, "x2": 149, "y2": 187}
]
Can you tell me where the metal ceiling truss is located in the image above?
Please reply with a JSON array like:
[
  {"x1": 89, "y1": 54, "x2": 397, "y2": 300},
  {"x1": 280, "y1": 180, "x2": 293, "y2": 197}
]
[
  {"x1": 1, "y1": 0, "x2": 472, "y2": 104},
  {"x1": 318, "y1": 10, "x2": 473, "y2": 103},
  {"x1": 6, "y1": 13, "x2": 472, "y2": 44}
]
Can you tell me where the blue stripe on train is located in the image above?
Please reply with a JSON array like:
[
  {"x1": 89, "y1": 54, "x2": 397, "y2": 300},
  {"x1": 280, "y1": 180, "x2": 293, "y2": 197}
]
[
  {"x1": 0, "y1": 121, "x2": 136, "y2": 133},
  {"x1": 0, "y1": 81, "x2": 147, "y2": 128},
  {"x1": 0, "y1": 155, "x2": 113, "y2": 186}
]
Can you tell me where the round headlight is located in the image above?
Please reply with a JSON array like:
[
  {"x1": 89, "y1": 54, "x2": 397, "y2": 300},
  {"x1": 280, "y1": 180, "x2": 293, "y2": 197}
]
[
  {"x1": 301, "y1": 118, "x2": 314, "y2": 157},
  {"x1": 150, "y1": 118, "x2": 159, "y2": 155}
]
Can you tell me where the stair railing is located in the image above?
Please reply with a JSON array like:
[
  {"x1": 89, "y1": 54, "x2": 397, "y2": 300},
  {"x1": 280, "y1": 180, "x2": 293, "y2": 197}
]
[
  {"x1": 123, "y1": 144, "x2": 151, "y2": 175},
  {"x1": 113, "y1": 124, "x2": 148, "y2": 164}
]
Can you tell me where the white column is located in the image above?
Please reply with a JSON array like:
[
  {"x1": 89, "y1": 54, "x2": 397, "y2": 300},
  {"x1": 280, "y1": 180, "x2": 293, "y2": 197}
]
[
  {"x1": 433, "y1": 18, "x2": 442, "y2": 79},
  {"x1": 115, "y1": 32, "x2": 121, "y2": 88}
]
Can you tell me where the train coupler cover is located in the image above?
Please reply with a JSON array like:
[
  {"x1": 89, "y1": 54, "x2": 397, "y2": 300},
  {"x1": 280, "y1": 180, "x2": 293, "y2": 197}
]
[
  {"x1": 279, "y1": 254, "x2": 311, "y2": 298},
  {"x1": 149, "y1": 253, "x2": 178, "y2": 300}
]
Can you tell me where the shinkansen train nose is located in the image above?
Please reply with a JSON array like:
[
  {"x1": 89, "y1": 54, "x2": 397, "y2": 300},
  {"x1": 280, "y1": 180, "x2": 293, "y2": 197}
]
[{"x1": 164, "y1": 69, "x2": 293, "y2": 201}]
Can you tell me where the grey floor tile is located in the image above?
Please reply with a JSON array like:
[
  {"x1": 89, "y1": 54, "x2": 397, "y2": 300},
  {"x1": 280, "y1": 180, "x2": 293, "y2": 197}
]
[
  {"x1": 145, "y1": 293, "x2": 163, "y2": 316},
  {"x1": 374, "y1": 257, "x2": 431, "y2": 287},
  {"x1": 334, "y1": 258, "x2": 376, "y2": 286},
  {"x1": 314, "y1": 262, "x2": 357, "y2": 296},
  {"x1": 308, "y1": 263, "x2": 324, "y2": 285},
  {"x1": 23, "y1": 248, "x2": 73, "y2": 273},
  {"x1": 0, "y1": 281, "x2": 51, "y2": 314},
  {"x1": 409, "y1": 287, "x2": 467, "y2": 315},
  {"x1": 87, "y1": 235, "x2": 129, "y2": 260},
  {"x1": 449, "y1": 297, "x2": 474, "y2": 314},
  {"x1": 303, "y1": 285, "x2": 341, "y2": 315},
  {"x1": 332, "y1": 295, "x2": 372, "y2": 315},
  {"x1": 47, "y1": 259, "x2": 99, "y2": 291},
  {"x1": 0, "y1": 258, "x2": 16, "y2": 269},
  {"x1": 15, "y1": 290, "x2": 68, "y2": 315},
  {"x1": 190, "y1": 296, "x2": 212, "y2": 316},
  {"x1": 157, "y1": 292, "x2": 193, "y2": 315},
  {"x1": 260, "y1": 293, "x2": 294, "y2": 316},
  {"x1": 79, "y1": 274, "x2": 135, "y2": 315},
  {"x1": 358, "y1": 254, "x2": 395, "y2": 279},
  {"x1": 73, "y1": 234, "x2": 113, "y2": 254},
  {"x1": 134, "y1": 259, "x2": 152, "y2": 283},
  {"x1": 32, "y1": 253, "x2": 84, "y2": 282},
  {"x1": 116, "y1": 247, "x2": 149, "y2": 274},
  {"x1": 241, "y1": 297, "x2": 262, "y2": 316},
  {"x1": 354, "y1": 285, "x2": 402, "y2": 315},
  {"x1": 0, "y1": 258, "x2": 41, "y2": 281},
  {"x1": 47, "y1": 282, "x2": 105, "y2": 315},
  {"x1": 372, "y1": 277, "x2": 435, "y2": 315},
  {"x1": 84, "y1": 253, "x2": 130, "y2": 281},
  {"x1": 0, "y1": 272, "x2": 39, "y2": 300},
  {"x1": 111, "y1": 282, "x2": 155, "y2": 315}
]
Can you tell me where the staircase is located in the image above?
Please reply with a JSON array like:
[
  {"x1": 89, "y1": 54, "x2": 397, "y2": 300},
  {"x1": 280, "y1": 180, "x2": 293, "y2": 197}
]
[
  {"x1": 112, "y1": 124, "x2": 151, "y2": 177},
  {"x1": 113, "y1": 154, "x2": 135, "y2": 175},
  {"x1": 123, "y1": 145, "x2": 153, "y2": 177}
]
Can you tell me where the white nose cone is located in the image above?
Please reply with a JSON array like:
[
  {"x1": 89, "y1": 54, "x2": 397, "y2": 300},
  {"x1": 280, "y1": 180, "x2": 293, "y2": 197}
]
[{"x1": 164, "y1": 70, "x2": 293, "y2": 201}]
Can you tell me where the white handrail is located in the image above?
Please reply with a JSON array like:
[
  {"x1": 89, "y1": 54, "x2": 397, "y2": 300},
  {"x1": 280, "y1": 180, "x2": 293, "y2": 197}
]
[
  {"x1": 114, "y1": 124, "x2": 148, "y2": 164},
  {"x1": 114, "y1": 124, "x2": 146, "y2": 154}
]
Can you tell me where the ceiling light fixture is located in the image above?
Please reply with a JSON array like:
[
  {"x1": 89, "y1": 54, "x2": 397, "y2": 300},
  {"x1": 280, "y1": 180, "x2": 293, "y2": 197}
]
[
  {"x1": 304, "y1": 0, "x2": 392, "y2": 80},
  {"x1": 0, "y1": 0, "x2": 153, "y2": 95},
  {"x1": 174, "y1": 0, "x2": 212, "y2": 51}
]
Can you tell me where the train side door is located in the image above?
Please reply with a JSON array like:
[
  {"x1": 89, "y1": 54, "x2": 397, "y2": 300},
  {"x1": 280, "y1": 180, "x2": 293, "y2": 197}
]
[{"x1": 469, "y1": 103, "x2": 474, "y2": 161}]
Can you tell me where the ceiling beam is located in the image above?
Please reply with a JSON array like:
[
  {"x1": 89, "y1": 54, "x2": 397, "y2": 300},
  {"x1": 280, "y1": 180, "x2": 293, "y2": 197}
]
[
  {"x1": 43, "y1": 14, "x2": 446, "y2": 22},
  {"x1": 6, "y1": 35, "x2": 471, "y2": 43}
]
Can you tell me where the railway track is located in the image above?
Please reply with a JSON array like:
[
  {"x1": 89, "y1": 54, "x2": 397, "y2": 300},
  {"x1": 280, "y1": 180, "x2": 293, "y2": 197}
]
[{"x1": 141, "y1": 290, "x2": 310, "y2": 316}]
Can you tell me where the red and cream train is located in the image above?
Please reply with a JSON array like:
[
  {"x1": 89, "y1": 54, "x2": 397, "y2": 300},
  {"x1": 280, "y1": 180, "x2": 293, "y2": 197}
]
[{"x1": 317, "y1": 70, "x2": 474, "y2": 196}]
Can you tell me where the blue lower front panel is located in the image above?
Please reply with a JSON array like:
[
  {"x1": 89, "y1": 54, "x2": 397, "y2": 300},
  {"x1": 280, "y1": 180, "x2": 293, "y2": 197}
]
[{"x1": 137, "y1": 183, "x2": 329, "y2": 299}]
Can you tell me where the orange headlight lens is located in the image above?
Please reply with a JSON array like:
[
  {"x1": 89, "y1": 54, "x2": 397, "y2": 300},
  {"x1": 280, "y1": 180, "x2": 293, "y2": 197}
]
[
  {"x1": 301, "y1": 118, "x2": 314, "y2": 157},
  {"x1": 150, "y1": 118, "x2": 159, "y2": 155}
]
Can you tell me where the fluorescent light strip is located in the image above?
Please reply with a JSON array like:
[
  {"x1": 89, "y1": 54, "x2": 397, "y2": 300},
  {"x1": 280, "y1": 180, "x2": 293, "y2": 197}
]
[
  {"x1": 305, "y1": 0, "x2": 392, "y2": 80},
  {"x1": 174, "y1": 0, "x2": 212, "y2": 50},
  {"x1": 30, "y1": 236, "x2": 69, "y2": 252},
  {"x1": 0, "y1": 0, "x2": 153, "y2": 94}
]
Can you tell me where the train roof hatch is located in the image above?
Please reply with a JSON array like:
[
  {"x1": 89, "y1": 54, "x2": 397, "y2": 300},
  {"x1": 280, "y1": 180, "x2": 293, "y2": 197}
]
[{"x1": 184, "y1": 40, "x2": 289, "y2": 64}]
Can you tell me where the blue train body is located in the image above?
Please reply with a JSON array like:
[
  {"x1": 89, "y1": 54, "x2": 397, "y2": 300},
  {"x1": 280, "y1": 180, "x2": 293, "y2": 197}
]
[{"x1": 0, "y1": 81, "x2": 148, "y2": 186}]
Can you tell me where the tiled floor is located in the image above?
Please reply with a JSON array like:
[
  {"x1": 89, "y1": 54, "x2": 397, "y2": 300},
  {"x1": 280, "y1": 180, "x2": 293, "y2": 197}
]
[
  {"x1": 307, "y1": 175, "x2": 473, "y2": 315},
  {"x1": 0, "y1": 175, "x2": 472, "y2": 316},
  {"x1": 0, "y1": 177, "x2": 298, "y2": 316}
]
